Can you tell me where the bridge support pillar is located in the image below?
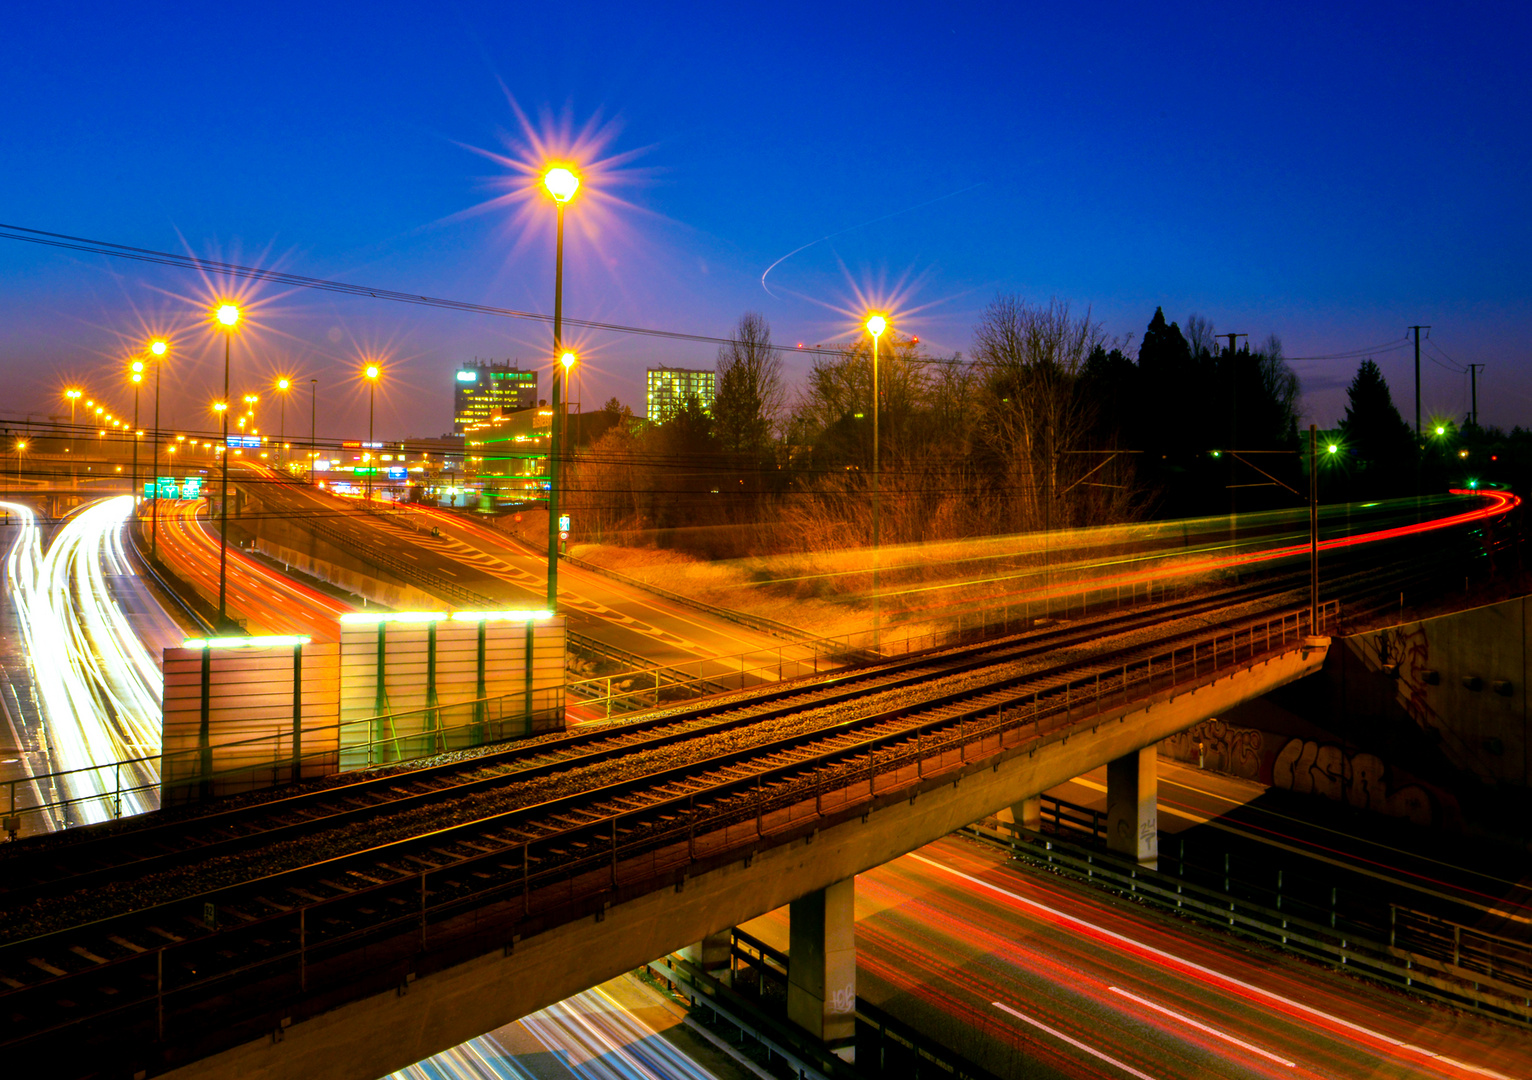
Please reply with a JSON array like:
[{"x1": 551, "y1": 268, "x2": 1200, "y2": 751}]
[
  {"x1": 994, "y1": 795, "x2": 1040, "y2": 834},
  {"x1": 788, "y1": 877, "x2": 856, "y2": 1062},
  {"x1": 1106, "y1": 747, "x2": 1158, "y2": 869},
  {"x1": 682, "y1": 929, "x2": 732, "y2": 987}
]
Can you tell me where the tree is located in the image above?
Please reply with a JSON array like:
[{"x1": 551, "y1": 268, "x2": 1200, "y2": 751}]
[
  {"x1": 1339, "y1": 359, "x2": 1415, "y2": 496},
  {"x1": 713, "y1": 312, "x2": 784, "y2": 457},
  {"x1": 970, "y1": 296, "x2": 1106, "y2": 531}
]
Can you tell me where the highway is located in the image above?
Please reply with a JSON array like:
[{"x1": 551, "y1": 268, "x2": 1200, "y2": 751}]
[
  {"x1": 152, "y1": 493, "x2": 353, "y2": 638},
  {"x1": 239, "y1": 466, "x2": 805, "y2": 669},
  {"x1": 744, "y1": 836, "x2": 1532, "y2": 1079},
  {"x1": 1, "y1": 496, "x2": 183, "y2": 825}
]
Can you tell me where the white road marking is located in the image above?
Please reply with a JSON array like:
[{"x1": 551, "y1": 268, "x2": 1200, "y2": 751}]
[
  {"x1": 992, "y1": 1001, "x2": 1159, "y2": 1080},
  {"x1": 1107, "y1": 985, "x2": 1295, "y2": 1067}
]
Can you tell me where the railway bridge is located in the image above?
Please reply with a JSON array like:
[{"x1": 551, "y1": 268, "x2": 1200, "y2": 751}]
[{"x1": 0, "y1": 605, "x2": 1332, "y2": 1080}]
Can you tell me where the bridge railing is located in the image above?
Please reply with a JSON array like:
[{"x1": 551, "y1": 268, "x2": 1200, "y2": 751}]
[{"x1": 566, "y1": 575, "x2": 1187, "y2": 717}]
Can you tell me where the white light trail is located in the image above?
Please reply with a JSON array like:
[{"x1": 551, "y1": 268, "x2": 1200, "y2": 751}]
[{"x1": 3, "y1": 497, "x2": 162, "y2": 823}]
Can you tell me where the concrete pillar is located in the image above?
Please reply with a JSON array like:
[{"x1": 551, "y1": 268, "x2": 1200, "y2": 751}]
[
  {"x1": 788, "y1": 877, "x2": 856, "y2": 1062},
  {"x1": 681, "y1": 929, "x2": 732, "y2": 987},
  {"x1": 1107, "y1": 746, "x2": 1158, "y2": 868},
  {"x1": 994, "y1": 795, "x2": 1041, "y2": 833}
]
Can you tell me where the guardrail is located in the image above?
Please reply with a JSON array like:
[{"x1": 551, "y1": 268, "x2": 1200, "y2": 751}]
[{"x1": 964, "y1": 821, "x2": 1532, "y2": 1025}]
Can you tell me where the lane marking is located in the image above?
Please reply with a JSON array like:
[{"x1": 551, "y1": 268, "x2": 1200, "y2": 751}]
[
  {"x1": 1107, "y1": 985, "x2": 1295, "y2": 1067},
  {"x1": 911, "y1": 853, "x2": 1516, "y2": 1080},
  {"x1": 991, "y1": 1001, "x2": 1159, "y2": 1080}
]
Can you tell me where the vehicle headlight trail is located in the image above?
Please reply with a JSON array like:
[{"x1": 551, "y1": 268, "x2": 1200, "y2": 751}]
[{"x1": 2, "y1": 497, "x2": 163, "y2": 824}]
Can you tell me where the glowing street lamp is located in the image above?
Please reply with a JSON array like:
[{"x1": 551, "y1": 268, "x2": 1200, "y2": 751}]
[
  {"x1": 363, "y1": 363, "x2": 380, "y2": 501},
  {"x1": 64, "y1": 389, "x2": 81, "y2": 485},
  {"x1": 212, "y1": 301, "x2": 240, "y2": 627},
  {"x1": 148, "y1": 339, "x2": 169, "y2": 559},
  {"x1": 542, "y1": 164, "x2": 581, "y2": 611},
  {"x1": 865, "y1": 313, "x2": 887, "y2": 650},
  {"x1": 129, "y1": 359, "x2": 146, "y2": 506},
  {"x1": 12, "y1": 440, "x2": 25, "y2": 490},
  {"x1": 275, "y1": 377, "x2": 291, "y2": 471}
]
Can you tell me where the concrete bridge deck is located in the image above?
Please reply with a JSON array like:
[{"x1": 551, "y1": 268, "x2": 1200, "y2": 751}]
[{"x1": 113, "y1": 628, "x2": 1329, "y2": 1080}]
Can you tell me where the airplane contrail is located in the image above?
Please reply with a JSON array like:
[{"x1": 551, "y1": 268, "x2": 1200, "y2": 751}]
[{"x1": 759, "y1": 183, "x2": 984, "y2": 298}]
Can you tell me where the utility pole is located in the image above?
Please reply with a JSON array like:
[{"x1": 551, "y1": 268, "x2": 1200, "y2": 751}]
[
  {"x1": 1222, "y1": 333, "x2": 1247, "y2": 578},
  {"x1": 1309, "y1": 424, "x2": 1319, "y2": 633},
  {"x1": 1408, "y1": 326, "x2": 1431, "y2": 438},
  {"x1": 1469, "y1": 364, "x2": 1484, "y2": 428}
]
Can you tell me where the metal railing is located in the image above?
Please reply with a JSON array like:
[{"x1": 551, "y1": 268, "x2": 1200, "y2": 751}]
[{"x1": 566, "y1": 581, "x2": 1207, "y2": 718}]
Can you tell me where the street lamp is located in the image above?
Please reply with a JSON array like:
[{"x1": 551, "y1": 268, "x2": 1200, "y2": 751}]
[
  {"x1": 865, "y1": 313, "x2": 887, "y2": 650},
  {"x1": 129, "y1": 360, "x2": 145, "y2": 510},
  {"x1": 364, "y1": 363, "x2": 380, "y2": 501},
  {"x1": 214, "y1": 302, "x2": 240, "y2": 627},
  {"x1": 65, "y1": 389, "x2": 81, "y2": 486},
  {"x1": 275, "y1": 377, "x2": 291, "y2": 472},
  {"x1": 11, "y1": 441, "x2": 25, "y2": 491},
  {"x1": 542, "y1": 164, "x2": 580, "y2": 611},
  {"x1": 148, "y1": 339, "x2": 169, "y2": 559},
  {"x1": 309, "y1": 378, "x2": 318, "y2": 482}
]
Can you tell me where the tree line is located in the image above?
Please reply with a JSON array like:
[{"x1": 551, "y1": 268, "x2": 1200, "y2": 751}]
[{"x1": 561, "y1": 299, "x2": 1495, "y2": 557}]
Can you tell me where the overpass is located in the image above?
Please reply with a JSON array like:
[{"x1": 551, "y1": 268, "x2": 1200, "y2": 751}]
[{"x1": 0, "y1": 605, "x2": 1331, "y2": 1079}]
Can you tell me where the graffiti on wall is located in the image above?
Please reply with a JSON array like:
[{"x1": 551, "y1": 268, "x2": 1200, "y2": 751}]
[
  {"x1": 1272, "y1": 738, "x2": 1435, "y2": 825},
  {"x1": 1160, "y1": 718, "x2": 1263, "y2": 779}
]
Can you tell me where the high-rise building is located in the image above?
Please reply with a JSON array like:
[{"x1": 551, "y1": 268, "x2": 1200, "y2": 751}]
[
  {"x1": 453, "y1": 361, "x2": 538, "y2": 434},
  {"x1": 645, "y1": 366, "x2": 715, "y2": 422}
]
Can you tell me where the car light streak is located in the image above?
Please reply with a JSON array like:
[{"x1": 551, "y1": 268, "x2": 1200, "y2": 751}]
[
  {"x1": 388, "y1": 984, "x2": 725, "y2": 1080},
  {"x1": 1106, "y1": 985, "x2": 1296, "y2": 1067},
  {"x1": 3, "y1": 497, "x2": 163, "y2": 822},
  {"x1": 911, "y1": 852, "x2": 1518, "y2": 1080},
  {"x1": 991, "y1": 1001, "x2": 1160, "y2": 1079}
]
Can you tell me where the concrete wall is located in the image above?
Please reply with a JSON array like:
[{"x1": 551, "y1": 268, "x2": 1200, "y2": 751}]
[{"x1": 162, "y1": 642, "x2": 1325, "y2": 1080}]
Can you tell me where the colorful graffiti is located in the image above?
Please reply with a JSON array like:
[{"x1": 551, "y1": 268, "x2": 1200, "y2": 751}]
[
  {"x1": 1272, "y1": 738, "x2": 1435, "y2": 825},
  {"x1": 1160, "y1": 718, "x2": 1263, "y2": 779}
]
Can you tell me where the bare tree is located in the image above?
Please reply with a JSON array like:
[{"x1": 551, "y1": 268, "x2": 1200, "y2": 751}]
[
  {"x1": 714, "y1": 312, "x2": 785, "y2": 457},
  {"x1": 1184, "y1": 313, "x2": 1217, "y2": 358},
  {"x1": 971, "y1": 296, "x2": 1107, "y2": 531}
]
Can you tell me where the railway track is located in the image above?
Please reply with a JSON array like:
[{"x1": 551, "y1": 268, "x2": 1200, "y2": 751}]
[
  {"x1": 0, "y1": 569, "x2": 1305, "y2": 905},
  {"x1": 0, "y1": 540, "x2": 1454, "y2": 922}
]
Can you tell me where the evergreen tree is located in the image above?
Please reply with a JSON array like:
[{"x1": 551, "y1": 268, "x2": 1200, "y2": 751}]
[{"x1": 1339, "y1": 359, "x2": 1416, "y2": 495}]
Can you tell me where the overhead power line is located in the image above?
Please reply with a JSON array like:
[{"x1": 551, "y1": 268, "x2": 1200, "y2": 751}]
[{"x1": 0, "y1": 222, "x2": 910, "y2": 363}]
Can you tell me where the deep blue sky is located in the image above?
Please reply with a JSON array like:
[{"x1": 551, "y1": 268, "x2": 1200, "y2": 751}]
[{"x1": 2, "y1": 1, "x2": 1528, "y2": 441}]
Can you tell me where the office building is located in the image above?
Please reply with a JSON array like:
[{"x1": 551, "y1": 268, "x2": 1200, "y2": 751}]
[
  {"x1": 453, "y1": 361, "x2": 538, "y2": 434},
  {"x1": 645, "y1": 366, "x2": 715, "y2": 422}
]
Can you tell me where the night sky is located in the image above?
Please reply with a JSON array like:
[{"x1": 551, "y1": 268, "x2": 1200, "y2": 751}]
[{"x1": 2, "y1": 2, "x2": 1528, "y2": 442}]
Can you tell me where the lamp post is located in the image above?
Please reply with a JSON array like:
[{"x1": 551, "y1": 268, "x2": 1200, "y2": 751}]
[
  {"x1": 65, "y1": 389, "x2": 81, "y2": 486},
  {"x1": 11, "y1": 441, "x2": 24, "y2": 491},
  {"x1": 275, "y1": 377, "x2": 291, "y2": 472},
  {"x1": 129, "y1": 360, "x2": 144, "y2": 512},
  {"x1": 214, "y1": 302, "x2": 240, "y2": 627},
  {"x1": 309, "y1": 378, "x2": 318, "y2": 482},
  {"x1": 542, "y1": 164, "x2": 580, "y2": 612},
  {"x1": 865, "y1": 313, "x2": 887, "y2": 650},
  {"x1": 364, "y1": 364, "x2": 380, "y2": 501},
  {"x1": 149, "y1": 339, "x2": 168, "y2": 559}
]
